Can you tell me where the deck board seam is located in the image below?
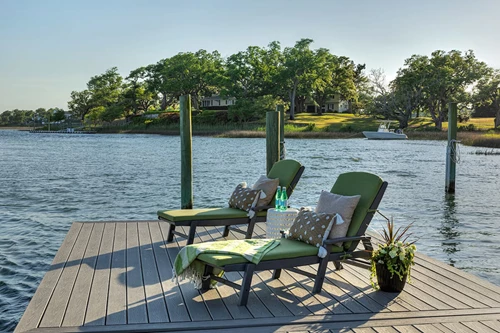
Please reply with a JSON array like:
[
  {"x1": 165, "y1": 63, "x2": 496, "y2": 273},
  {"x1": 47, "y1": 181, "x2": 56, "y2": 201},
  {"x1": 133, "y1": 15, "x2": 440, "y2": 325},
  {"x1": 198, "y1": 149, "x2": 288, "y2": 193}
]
[
  {"x1": 147, "y1": 222, "x2": 171, "y2": 322},
  {"x1": 102, "y1": 223, "x2": 116, "y2": 326},
  {"x1": 41, "y1": 223, "x2": 91, "y2": 328},
  {"x1": 158, "y1": 222, "x2": 194, "y2": 322}
]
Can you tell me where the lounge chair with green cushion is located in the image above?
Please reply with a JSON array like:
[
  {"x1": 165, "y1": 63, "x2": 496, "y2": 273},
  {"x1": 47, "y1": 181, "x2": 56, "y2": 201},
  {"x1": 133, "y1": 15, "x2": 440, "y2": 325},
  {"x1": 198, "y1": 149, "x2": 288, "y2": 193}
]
[
  {"x1": 158, "y1": 159, "x2": 305, "y2": 245},
  {"x1": 197, "y1": 171, "x2": 388, "y2": 305}
]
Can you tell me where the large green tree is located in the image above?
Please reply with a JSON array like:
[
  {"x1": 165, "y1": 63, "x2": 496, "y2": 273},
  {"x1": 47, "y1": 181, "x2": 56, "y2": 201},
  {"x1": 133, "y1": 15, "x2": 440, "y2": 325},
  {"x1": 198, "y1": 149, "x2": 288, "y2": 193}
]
[
  {"x1": 473, "y1": 68, "x2": 500, "y2": 128},
  {"x1": 398, "y1": 50, "x2": 488, "y2": 129}
]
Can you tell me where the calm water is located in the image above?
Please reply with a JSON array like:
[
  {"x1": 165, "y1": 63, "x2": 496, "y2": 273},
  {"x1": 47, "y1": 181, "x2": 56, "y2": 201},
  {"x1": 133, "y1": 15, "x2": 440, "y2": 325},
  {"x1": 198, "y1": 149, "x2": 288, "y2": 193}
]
[{"x1": 1, "y1": 129, "x2": 500, "y2": 331}]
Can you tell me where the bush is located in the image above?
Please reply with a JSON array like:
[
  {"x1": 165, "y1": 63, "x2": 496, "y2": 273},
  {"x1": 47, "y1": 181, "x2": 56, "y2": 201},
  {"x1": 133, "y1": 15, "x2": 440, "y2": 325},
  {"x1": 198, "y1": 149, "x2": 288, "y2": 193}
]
[
  {"x1": 458, "y1": 124, "x2": 476, "y2": 132},
  {"x1": 158, "y1": 112, "x2": 180, "y2": 124},
  {"x1": 338, "y1": 124, "x2": 355, "y2": 132},
  {"x1": 194, "y1": 110, "x2": 229, "y2": 125},
  {"x1": 305, "y1": 123, "x2": 316, "y2": 131},
  {"x1": 228, "y1": 96, "x2": 277, "y2": 122}
]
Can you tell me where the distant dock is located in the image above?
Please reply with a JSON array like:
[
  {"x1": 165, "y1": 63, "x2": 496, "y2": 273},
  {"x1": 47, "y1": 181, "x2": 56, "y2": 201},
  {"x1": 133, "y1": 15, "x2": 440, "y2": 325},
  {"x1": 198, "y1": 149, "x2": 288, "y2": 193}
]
[
  {"x1": 14, "y1": 220, "x2": 500, "y2": 333},
  {"x1": 29, "y1": 129, "x2": 96, "y2": 134}
]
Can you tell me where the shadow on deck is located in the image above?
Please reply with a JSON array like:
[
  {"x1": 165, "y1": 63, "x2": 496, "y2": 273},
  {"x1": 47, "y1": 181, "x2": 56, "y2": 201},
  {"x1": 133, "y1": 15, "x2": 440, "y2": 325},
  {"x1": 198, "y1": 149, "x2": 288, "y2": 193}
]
[{"x1": 15, "y1": 221, "x2": 500, "y2": 333}]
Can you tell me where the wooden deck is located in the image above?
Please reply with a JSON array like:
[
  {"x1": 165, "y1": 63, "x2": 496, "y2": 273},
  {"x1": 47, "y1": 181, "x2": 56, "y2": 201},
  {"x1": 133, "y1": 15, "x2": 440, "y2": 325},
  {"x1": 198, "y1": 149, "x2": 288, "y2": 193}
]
[{"x1": 15, "y1": 220, "x2": 500, "y2": 333}]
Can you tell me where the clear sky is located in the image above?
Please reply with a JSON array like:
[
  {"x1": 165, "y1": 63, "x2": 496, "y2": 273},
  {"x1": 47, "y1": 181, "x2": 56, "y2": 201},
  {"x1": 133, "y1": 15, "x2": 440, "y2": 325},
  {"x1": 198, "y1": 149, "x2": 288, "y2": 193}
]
[{"x1": 0, "y1": 0, "x2": 499, "y2": 111}]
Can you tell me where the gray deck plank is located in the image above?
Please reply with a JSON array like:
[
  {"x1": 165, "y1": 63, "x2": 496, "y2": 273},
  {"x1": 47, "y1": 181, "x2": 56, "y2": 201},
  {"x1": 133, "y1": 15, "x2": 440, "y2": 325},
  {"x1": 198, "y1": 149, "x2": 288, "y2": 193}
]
[
  {"x1": 39, "y1": 223, "x2": 94, "y2": 327},
  {"x1": 373, "y1": 327, "x2": 399, "y2": 333},
  {"x1": 14, "y1": 222, "x2": 83, "y2": 333},
  {"x1": 441, "y1": 322, "x2": 476, "y2": 332},
  {"x1": 137, "y1": 222, "x2": 169, "y2": 323},
  {"x1": 392, "y1": 325, "x2": 420, "y2": 333},
  {"x1": 348, "y1": 263, "x2": 434, "y2": 311},
  {"x1": 462, "y1": 321, "x2": 498, "y2": 333},
  {"x1": 149, "y1": 221, "x2": 190, "y2": 322},
  {"x1": 16, "y1": 221, "x2": 500, "y2": 333},
  {"x1": 84, "y1": 223, "x2": 115, "y2": 326},
  {"x1": 159, "y1": 222, "x2": 212, "y2": 322},
  {"x1": 411, "y1": 261, "x2": 499, "y2": 308},
  {"x1": 62, "y1": 223, "x2": 105, "y2": 327},
  {"x1": 414, "y1": 255, "x2": 500, "y2": 308},
  {"x1": 106, "y1": 222, "x2": 127, "y2": 325},
  {"x1": 481, "y1": 321, "x2": 500, "y2": 332},
  {"x1": 332, "y1": 266, "x2": 407, "y2": 312},
  {"x1": 126, "y1": 222, "x2": 148, "y2": 324},
  {"x1": 412, "y1": 324, "x2": 444, "y2": 333},
  {"x1": 353, "y1": 328, "x2": 378, "y2": 333}
]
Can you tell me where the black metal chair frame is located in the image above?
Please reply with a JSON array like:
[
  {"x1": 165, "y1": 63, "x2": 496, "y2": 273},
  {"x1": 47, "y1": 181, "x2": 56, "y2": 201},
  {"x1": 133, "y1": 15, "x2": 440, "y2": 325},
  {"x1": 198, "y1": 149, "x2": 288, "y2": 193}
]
[
  {"x1": 159, "y1": 166, "x2": 305, "y2": 245},
  {"x1": 199, "y1": 181, "x2": 388, "y2": 306}
]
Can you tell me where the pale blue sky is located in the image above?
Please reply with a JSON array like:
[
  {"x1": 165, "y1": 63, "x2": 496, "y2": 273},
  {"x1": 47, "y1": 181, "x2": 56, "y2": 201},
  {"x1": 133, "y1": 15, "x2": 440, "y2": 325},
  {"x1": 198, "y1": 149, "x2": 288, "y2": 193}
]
[{"x1": 1, "y1": 0, "x2": 499, "y2": 111}]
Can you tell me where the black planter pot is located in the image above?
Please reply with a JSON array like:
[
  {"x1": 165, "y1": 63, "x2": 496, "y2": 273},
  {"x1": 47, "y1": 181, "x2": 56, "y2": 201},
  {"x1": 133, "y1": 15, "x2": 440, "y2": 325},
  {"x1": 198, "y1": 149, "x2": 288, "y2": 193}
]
[{"x1": 376, "y1": 263, "x2": 407, "y2": 292}]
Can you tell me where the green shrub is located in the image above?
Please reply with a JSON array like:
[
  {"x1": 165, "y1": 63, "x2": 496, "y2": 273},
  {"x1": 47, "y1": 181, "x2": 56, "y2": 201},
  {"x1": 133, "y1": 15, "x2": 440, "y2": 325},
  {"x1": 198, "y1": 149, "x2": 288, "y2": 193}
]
[
  {"x1": 228, "y1": 96, "x2": 277, "y2": 122},
  {"x1": 158, "y1": 112, "x2": 180, "y2": 124},
  {"x1": 338, "y1": 124, "x2": 355, "y2": 132},
  {"x1": 305, "y1": 123, "x2": 316, "y2": 131},
  {"x1": 458, "y1": 124, "x2": 476, "y2": 132},
  {"x1": 194, "y1": 110, "x2": 229, "y2": 125}
]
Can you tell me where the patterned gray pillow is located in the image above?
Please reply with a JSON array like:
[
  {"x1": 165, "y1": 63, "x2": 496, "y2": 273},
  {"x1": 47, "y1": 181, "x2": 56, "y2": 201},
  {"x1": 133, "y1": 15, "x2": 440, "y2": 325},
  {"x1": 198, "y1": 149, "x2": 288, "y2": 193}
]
[
  {"x1": 287, "y1": 208, "x2": 336, "y2": 248},
  {"x1": 228, "y1": 183, "x2": 262, "y2": 212}
]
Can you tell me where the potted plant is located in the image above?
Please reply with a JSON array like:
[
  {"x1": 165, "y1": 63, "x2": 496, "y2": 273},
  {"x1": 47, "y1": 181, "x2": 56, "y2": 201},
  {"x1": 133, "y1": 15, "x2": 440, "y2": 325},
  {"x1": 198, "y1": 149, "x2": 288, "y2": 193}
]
[{"x1": 370, "y1": 217, "x2": 417, "y2": 292}]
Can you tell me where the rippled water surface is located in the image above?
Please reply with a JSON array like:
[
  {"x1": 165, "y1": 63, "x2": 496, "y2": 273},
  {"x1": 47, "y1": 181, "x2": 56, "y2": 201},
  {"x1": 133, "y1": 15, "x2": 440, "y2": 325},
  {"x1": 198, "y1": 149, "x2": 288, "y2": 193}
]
[{"x1": 1, "y1": 129, "x2": 500, "y2": 331}]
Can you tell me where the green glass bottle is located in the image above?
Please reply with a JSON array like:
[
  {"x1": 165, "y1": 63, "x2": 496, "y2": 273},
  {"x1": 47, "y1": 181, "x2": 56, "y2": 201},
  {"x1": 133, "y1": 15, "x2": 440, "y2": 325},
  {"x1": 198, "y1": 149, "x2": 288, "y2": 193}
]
[
  {"x1": 280, "y1": 186, "x2": 288, "y2": 211},
  {"x1": 275, "y1": 186, "x2": 281, "y2": 210}
]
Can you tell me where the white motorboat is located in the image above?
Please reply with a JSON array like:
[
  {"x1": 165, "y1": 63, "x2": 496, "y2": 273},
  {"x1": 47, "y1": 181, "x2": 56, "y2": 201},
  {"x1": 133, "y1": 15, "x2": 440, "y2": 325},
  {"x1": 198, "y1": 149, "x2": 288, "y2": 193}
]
[{"x1": 363, "y1": 121, "x2": 408, "y2": 140}]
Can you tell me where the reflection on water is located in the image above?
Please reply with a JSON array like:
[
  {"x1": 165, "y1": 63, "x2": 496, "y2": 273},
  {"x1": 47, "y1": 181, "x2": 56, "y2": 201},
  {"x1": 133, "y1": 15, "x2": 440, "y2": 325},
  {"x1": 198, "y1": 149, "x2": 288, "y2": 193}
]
[
  {"x1": 440, "y1": 194, "x2": 460, "y2": 265},
  {"x1": 1, "y1": 130, "x2": 500, "y2": 331}
]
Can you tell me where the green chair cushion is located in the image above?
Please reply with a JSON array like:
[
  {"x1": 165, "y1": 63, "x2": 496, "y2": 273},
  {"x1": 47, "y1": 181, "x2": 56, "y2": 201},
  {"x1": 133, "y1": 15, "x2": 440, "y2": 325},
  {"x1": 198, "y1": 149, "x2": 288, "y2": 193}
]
[
  {"x1": 268, "y1": 159, "x2": 302, "y2": 188},
  {"x1": 330, "y1": 172, "x2": 383, "y2": 238},
  {"x1": 197, "y1": 238, "x2": 344, "y2": 267},
  {"x1": 158, "y1": 207, "x2": 267, "y2": 222}
]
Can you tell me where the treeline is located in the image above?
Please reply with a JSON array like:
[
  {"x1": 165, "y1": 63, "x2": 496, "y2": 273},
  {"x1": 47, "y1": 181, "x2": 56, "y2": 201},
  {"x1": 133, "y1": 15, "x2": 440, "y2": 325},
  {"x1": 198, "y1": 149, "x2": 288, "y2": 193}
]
[
  {"x1": 2, "y1": 38, "x2": 500, "y2": 129},
  {"x1": 0, "y1": 108, "x2": 66, "y2": 126}
]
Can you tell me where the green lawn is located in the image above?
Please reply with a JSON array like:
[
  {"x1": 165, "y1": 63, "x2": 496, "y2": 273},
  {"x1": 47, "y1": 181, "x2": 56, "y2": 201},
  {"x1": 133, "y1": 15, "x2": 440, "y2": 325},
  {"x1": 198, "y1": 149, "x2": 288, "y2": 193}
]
[{"x1": 288, "y1": 113, "x2": 497, "y2": 132}]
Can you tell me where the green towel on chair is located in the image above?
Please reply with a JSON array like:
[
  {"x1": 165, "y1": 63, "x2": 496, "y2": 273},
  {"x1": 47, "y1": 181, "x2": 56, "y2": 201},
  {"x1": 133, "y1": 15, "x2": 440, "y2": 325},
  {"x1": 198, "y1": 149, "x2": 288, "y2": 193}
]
[{"x1": 173, "y1": 239, "x2": 279, "y2": 288}]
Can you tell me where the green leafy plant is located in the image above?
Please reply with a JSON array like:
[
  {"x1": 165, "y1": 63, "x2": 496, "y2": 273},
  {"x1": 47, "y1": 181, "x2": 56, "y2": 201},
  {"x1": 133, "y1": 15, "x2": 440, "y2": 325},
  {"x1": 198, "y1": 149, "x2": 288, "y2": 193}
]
[{"x1": 370, "y1": 217, "x2": 417, "y2": 289}]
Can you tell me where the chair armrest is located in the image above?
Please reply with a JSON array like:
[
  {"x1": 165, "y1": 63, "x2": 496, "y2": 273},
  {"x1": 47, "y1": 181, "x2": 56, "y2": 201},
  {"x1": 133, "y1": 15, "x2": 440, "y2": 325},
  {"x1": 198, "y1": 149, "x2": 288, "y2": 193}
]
[{"x1": 323, "y1": 235, "x2": 371, "y2": 245}]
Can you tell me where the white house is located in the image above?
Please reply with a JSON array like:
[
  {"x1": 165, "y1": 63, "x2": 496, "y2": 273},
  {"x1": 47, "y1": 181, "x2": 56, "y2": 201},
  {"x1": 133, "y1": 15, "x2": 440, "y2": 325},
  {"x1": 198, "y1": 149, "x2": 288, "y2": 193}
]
[{"x1": 201, "y1": 95, "x2": 237, "y2": 109}]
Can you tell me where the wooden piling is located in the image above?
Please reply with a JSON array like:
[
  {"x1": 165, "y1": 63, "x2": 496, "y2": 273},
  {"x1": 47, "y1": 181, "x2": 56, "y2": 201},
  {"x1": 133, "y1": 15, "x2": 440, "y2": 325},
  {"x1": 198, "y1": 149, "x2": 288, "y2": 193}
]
[
  {"x1": 445, "y1": 102, "x2": 458, "y2": 193},
  {"x1": 277, "y1": 105, "x2": 285, "y2": 159},
  {"x1": 180, "y1": 95, "x2": 193, "y2": 209},
  {"x1": 266, "y1": 111, "x2": 280, "y2": 174}
]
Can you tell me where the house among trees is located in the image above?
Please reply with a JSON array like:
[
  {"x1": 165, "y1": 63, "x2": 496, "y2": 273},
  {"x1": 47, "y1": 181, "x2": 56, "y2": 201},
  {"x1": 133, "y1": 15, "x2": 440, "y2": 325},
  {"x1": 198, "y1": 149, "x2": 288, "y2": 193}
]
[
  {"x1": 305, "y1": 95, "x2": 350, "y2": 113},
  {"x1": 201, "y1": 95, "x2": 237, "y2": 110}
]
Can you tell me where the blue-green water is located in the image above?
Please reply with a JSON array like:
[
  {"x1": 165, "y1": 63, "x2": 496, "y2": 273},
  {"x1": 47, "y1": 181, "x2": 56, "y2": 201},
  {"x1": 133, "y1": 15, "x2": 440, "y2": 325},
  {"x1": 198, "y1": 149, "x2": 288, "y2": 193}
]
[{"x1": 1, "y1": 129, "x2": 500, "y2": 331}]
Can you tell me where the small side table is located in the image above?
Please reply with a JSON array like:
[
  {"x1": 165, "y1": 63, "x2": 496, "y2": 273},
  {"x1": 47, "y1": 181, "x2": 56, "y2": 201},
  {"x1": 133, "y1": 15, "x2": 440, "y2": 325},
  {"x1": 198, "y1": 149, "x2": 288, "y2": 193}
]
[{"x1": 266, "y1": 208, "x2": 299, "y2": 239}]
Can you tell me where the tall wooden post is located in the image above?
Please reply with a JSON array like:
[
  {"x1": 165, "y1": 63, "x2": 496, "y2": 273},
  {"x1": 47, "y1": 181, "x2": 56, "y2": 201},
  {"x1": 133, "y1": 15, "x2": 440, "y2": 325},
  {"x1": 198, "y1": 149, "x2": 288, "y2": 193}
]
[
  {"x1": 180, "y1": 95, "x2": 193, "y2": 209},
  {"x1": 266, "y1": 111, "x2": 280, "y2": 174},
  {"x1": 445, "y1": 102, "x2": 458, "y2": 193},
  {"x1": 277, "y1": 104, "x2": 285, "y2": 159}
]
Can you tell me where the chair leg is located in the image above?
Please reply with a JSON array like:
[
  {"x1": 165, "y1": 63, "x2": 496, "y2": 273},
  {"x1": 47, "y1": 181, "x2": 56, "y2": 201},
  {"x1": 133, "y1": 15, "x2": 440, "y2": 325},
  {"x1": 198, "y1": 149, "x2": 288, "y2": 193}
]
[
  {"x1": 201, "y1": 265, "x2": 214, "y2": 290},
  {"x1": 166, "y1": 223, "x2": 176, "y2": 242},
  {"x1": 245, "y1": 218, "x2": 256, "y2": 239},
  {"x1": 272, "y1": 269, "x2": 282, "y2": 279},
  {"x1": 222, "y1": 225, "x2": 230, "y2": 237},
  {"x1": 187, "y1": 224, "x2": 197, "y2": 245},
  {"x1": 313, "y1": 258, "x2": 329, "y2": 294},
  {"x1": 238, "y1": 264, "x2": 255, "y2": 306},
  {"x1": 334, "y1": 261, "x2": 343, "y2": 270}
]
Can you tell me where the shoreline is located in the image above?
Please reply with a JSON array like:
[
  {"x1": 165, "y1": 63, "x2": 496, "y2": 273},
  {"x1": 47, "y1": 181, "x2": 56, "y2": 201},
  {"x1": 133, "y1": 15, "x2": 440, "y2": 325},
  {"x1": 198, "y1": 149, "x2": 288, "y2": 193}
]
[{"x1": 4, "y1": 126, "x2": 500, "y2": 148}]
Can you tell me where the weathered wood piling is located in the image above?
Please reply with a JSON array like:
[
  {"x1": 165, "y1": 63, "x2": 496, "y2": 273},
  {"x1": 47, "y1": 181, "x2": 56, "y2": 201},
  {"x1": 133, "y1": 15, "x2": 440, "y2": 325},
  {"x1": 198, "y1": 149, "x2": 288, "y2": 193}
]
[
  {"x1": 445, "y1": 102, "x2": 458, "y2": 193},
  {"x1": 180, "y1": 94, "x2": 193, "y2": 209}
]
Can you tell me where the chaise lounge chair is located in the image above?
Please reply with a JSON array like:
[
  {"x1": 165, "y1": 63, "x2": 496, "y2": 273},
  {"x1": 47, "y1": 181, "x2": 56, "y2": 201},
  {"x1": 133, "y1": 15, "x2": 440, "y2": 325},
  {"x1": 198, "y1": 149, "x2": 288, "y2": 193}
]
[
  {"x1": 195, "y1": 172, "x2": 387, "y2": 305},
  {"x1": 158, "y1": 159, "x2": 305, "y2": 245}
]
